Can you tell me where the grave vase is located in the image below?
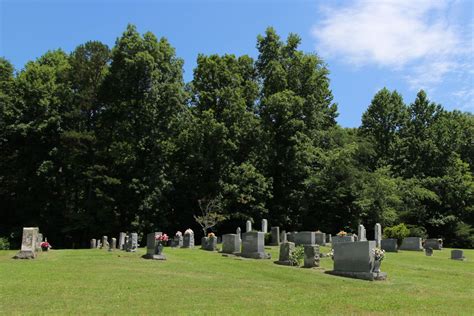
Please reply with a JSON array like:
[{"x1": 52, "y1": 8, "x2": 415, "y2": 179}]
[{"x1": 373, "y1": 260, "x2": 381, "y2": 273}]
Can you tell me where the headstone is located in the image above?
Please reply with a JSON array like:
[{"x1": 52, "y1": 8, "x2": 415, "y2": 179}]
[
  {"x1": 400, "y1": 237, "x2": 423, "y2": 251},
  {"x1": 182, "y1": 231, "x2": 195, "y2": 248},
  {"x1": 381, "y1": 239, "x2": 398, "y2": 252},
  {"x1": 241, "y1": 231, "x2": 270, "y2": 259},
  {"x1": 102, "y1": 236, "x2": 109, "y2": 249},
  {"x1": 331, "y1": 235, "x2": 354, "y2": 244},
  {"x1": 275, "y1": 241, "x2": 295, "y2": 265},
  {"x1": 328, "y1": 240, "x2": 387, "y2": 281},
  {"x1": 201, "y1": 236, "x2": 217, "y2": 251},
  {"x1": 111, "y1": 238, "x2": 117, "y2": 249},
  {"x1": 97, "y1": 240, "x2": 102, "y2": 249},
  {"x1": 270, "y1": 226, "x2": 280, "y2": 246},
  {"x1": 246, "y1": 220, "x2": 252, "y2": 232},
  {"x1": 358, "y1": 225, "x2": 367, "y2": 241},
  {"x1": 451, "y1": 250, "x2": 465, "y2": 261},
  {"x1": 36, "y1": 233, "x2": 44, "y2": 251},
  {"x1": 123, "y1": 236, "x2": 129, "y2": 251},
  {"x1": 374, "y1": 223, "x2": 382, "y2": 248},
  {"x1": 314, "y1": 232, "x2": 326, "y2": 246},
  {"x1": 294, "y1": 231, "x2": 316, "y2": 246},
  {"x1": 127, "y1": 233, "x2": 138, "y2": 252},
  {"x1": 222, "y1": 234, "x2": 241, "y2": 254},
  {"x1": 425, "y1": 247, "x2": 433, "y2": 256},
  {"x1": 326, "y1": 234, "x2": 332, "y2": 244},
  {"x1": 281, "y1": 230, "x2": 287, "y2": 243},
  {"x1": 303, "y1": 245, "x2": 320, "y2": 268},
  {"x1": 261, "y1": 219, "x2": 268, "y2": 233},
  {"x1": 287, "y1": 232, "x2": 297, "y2": 243},
  {"x1": 236, "y1": 227, "x2": 241, "y2": 240},
  {"x1": 90, "y1": 239, "x2": 97, "y2": 249},
  {"x1": 171, "y1": 233, "x2": 183, "y2": 248},
  {"x1": 424, "y1": 238, "x2": 442, "y2": 250},
  {"x1": 143, "y1": 232, "x2": 166, "y2": 260},
  {"x1": 13, "y1": 227, "x2": 39, "y2": 259},
  {"x1": 119, "y1": 232, "x2": 126, "y2": 250}
]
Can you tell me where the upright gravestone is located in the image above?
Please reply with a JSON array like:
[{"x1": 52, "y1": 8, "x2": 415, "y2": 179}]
[
  {"x1": 358, "y1": 225, "x2": 367, "y2": 241},
  {"x1": 281, "y1": 230, "x2": 287, "y2": 243},
  {"x1": 36, "y1": 233, "x2": 44, "y2": 252},
  {"x1": 328, "y1": 240, "x2": 387, "y2": 281},
  {"x1": 381, "y1": 239, "x2": 398, "y2": 252},
  {"x1": 123, "y1": 236, "x2": 129, "y2": 251},
  {"x1": 314, "y1": 232, "x2": 326, "y2": 246},
  {"x1": 271, "y1": 227, "x2": 280, "y2": 246},
  {"x1": 400, "y1": 237, "x2": 423, "y2": 251},
  {"x1": 236, "y1": 227, "x2": 241, "y2": 240},
  {"x1": 171, "y1": 232, "x2": 183, "y2": 248},
  {"x1": 201, "y1": 236, "x2": 217, "y2": 251},
  {"x1": 119, "y1": 232, "x2": 126, "y2": 250},
  {"x1": 261, "y1": 219, "x2": 268, "y2": 233},
  {"x1": 331, "y1": 235, "x2": 354, "y2": 244},
  {"x1": 143, "y1": 232, "x2": 166, "y2": 260},
  {"x1": 275, "y1": 241, "x2": 295, "y2": 266},
  {"x1": 127, "y1": 233, "x2": 138, "y2": 252},
  {"x1": 246, "y1": 220, "x2": 252, "y2": 232},
  {"x1": 326, "y1": 234, "x2": 332, "y2": 244},
  {"x1": 241, "y1": 231, "x2": 270, "y2": 259},
  {"x1": 14, "y1": 227, "x2": 40, "y2": 259},
  {"x1": 374, "y1": 223, "x2": 382, "y2": 248},
  {"x1": 90, "y1": 239, "x2": 97, "y2": 249},
  {"x1": 102, "y1": 236, "x2": 109, "y2": 249},
  {"x1": 111, "y1": 238, "x2": 117, "y2": 250},
  {"x1": 222, "y1": 234, "x2": 241, "y2": 254},
  {"x1": 425, "y1": 247, "x2": 433, "y2": 256},
  {"x1": 97, "y1": 240, "x2": 102, "y2": 249},
  {"x1": 287, "y1": 232, "x2": 297, "y2": 243},
  {"x1": 182, "y1": 230, "x2": 195, "y2": 248},
  {"x1": 303, "y1": 245, "x2": 320, "y2": 268},
  {"x1": 294, "y1": 231, "x2": 316, "y2": 246},
  {"x1": 451, "y1": 250, "x2": 465, "y2": 261},
  {"x1": 424, "y1": 239, "x2": 442, "y2": 250}
]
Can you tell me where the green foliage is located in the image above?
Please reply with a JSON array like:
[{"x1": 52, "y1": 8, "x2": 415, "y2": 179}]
[
  {"x1": 0, "y1": 238, "x2": 9, "y2": 250},
  {"x1": 383, "y1": 223, "x2": 410, "y2": 244},
  {"x1": 407, "y1": 225, "x2": 428, "y2": 239},
  {"x1": 289, "y1": 245, "x2": 305, "y2": 266}
]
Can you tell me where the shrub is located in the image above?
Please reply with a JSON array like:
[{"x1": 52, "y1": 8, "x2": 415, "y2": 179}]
[
  {"x1": 289, "y1": 246, "x2": 304, "y2": 266},
  {"x1": 264, "y1": 233, "x2": 272, "y2": 244},
  {"x1": 0, "y1": 237, "x2": 10, "y2": 250},
  {"x1": 383, "y1": 223, "x2": 410, "y2": 244}
]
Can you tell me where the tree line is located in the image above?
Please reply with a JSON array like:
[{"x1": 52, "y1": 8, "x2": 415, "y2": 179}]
[{"x1": 1, "y1": 25, "x2": 472, "y2": 248}]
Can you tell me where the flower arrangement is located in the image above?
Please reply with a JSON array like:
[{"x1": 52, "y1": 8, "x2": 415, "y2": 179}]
[
  {"x1": 207, "y1": 232, "x2": 216, "y2": 238},
  {"x1": 40, "y1": 241, "x2": 50, "y2": 249},
  {"x1": 327, "y1": 249, "x2": 334, "y2": 260},
  {"x1": 373, "y1": 247, "x2": 385, "y2": 261},
  {"x1": 337, "y1": 230, "x2": 347, "y2": 236},
  {"x1": 175, "y1": 231, "x2": 183, "y2": 237},
  {"x1": 184, "y1": 228, "x2": 194, "y2": 235},
  {"x1": 155, "y1": 234, "x2": 169, "y2": 242}
]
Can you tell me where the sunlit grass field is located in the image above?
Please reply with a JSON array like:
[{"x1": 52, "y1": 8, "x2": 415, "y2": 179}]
[{"x1": 0, "y1": 245, "x2": 473, "y2": 315}]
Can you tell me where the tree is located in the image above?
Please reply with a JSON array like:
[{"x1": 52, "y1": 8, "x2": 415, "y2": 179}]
[{"x1": 194, "y1": 196, "x2": 227, "y2": 236}]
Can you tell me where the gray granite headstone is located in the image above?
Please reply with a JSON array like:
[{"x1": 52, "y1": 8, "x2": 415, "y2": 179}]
[
  {"x1": 425, "y1": 247, "x2": 433, "y2": 256},
  {"x1": 314, "y1": 232, "x2": 326, "y2": 246},
  {"x1": 111, "y1": 238, "x2": 117, "y2": 250},
  {"x1": 119, "y1": 232, "x2": 126, "y2": 250},
  {"x1": 13, "y1": 227, "x2": 39, "y2": 259},
  {"x1": 451, "y1": 250, "x2": 465, "y2": 261},
  {"x1": 123, "y1": 236, "x2": 129, "y2": 250},
  {"x1": 381, "y1": 239, "x2": 398, "y2": 252},
  {"x1": 331, "y1": 235, "x2": 354, "y2": 244},
  {"x1": 143, "y1": 232, "x2": 166, "y2": 260},
  {"x1": 374, "y1": 223, "x2": 382, "y2": 248},
  {"x1": 182, "y1": 233, "x2": 195, "y2": 248},
  {"x1": 424, "y1": 239, "x2": 442, "y2": 250},
  {"x1": 90, "y1": 238, "x2": 97, "y2": 249},
  {"x1": 400, "y1": 237, "x2": 423, "y2": 251},
  {"x1": 294, "y1": 231, "x2": 316, "y2": 246},
  {"x1": 201, "y1": 236, "x2": 217, "y2": 251},
  {"x1": 261, "y1": 219, "x2": 268, "y2": 233},
  {"x1": 102, "y1": 236, "x2": 109, "y2": 249},
  {"x1": 358, "y1": 225, "x2": 367, "y2": 241},
  {"x1": 326, "y1": 234, "x2": 332, "y2": 244},
  {"x1": 222, "y1": 234, "x2": 241, "y2": 254},
  {"x1": 303, "y1": 244, "x2": 320, "y2": 268},
  {"x1": 97, "y1": 240, "x2": 102, "y2": 249},
  {"x1": 236, "y1": 227, "x2": 241, "y2": 240},
  {"x1": 127, "y1": 233, "x2": 138, "y2": 252},
  {"x1": 246, "y1": 220, "x2": 252, "y2": 232},
  {"x1": 171, "y1": 235, "x2": 183, "y2": 247},
  {"x1": 271, "y1": 226, "x2": 280, "y2": 246},
  {"x1": 281, "y1": 230, "x2": 287, "y2": 243},
  {"x1": 287, "y1": 231, "x2": 297, "y2": 243},
  {"x1": 275, "y1": 241, "x2": 295, "y2": 265},
  {"x1": 241, "y1": 231, "x2": 269, "y2": 259},
  {"x1": 328, "y1": 240, "x2": 386, "y2": 281}
]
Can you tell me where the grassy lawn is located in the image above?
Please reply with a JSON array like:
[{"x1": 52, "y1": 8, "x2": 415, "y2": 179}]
[{"x1": 0, "y1": 245, "x2": 473, "y2": 315}]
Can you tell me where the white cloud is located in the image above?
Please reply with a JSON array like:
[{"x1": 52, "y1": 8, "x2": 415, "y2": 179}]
[{"x1": 312, "y1": 0, "x2": 473, "y2": 103}]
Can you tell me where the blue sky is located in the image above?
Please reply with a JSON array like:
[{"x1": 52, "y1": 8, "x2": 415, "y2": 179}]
[{"x1": 1, "y1": 0, "x2": 472, "y2": 127}]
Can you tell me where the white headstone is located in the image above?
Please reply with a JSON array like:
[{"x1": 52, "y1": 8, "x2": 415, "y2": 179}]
[
  {"x1": 261, "y1": 219, "x2": 268, "y2": 233},
  {"x1": 13, "y1": 227, "x2": 39, "y2": 259},
  {"x1": 375, "y1": 223, "x2": 382, "y2": 248},
  {"x1": 358, "y1": 225, "x2": 367, "y2": 241},
  {"x1": 246, "y1": 220, "x2": 252, "y2": 232}
]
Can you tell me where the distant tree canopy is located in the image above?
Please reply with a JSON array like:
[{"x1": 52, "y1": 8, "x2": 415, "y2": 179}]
[{"x1": 1, "y1": 25, "x2": 473, "y2": 248}]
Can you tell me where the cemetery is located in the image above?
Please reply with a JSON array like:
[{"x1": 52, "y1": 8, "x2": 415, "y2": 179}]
[{"x1": 1, "y1": 222, "x2": 473, "y2": 314}]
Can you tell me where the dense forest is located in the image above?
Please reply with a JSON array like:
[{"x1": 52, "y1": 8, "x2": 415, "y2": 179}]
[{"x1": 1, "y1": 25, "x2": 473, "y2": 248}]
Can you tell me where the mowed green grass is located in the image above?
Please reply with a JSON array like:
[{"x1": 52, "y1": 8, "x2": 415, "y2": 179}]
[{"x1": 0, "y1": 245, "x2": 473, "y2": 315}]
